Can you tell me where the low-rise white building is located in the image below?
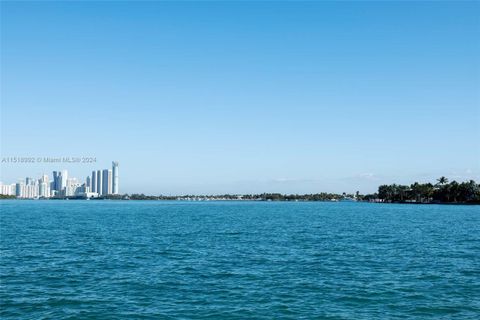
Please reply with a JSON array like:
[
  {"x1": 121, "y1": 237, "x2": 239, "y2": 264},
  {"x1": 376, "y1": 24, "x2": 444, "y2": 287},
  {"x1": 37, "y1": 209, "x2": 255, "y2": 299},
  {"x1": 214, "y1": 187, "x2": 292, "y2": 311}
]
[{"x1": 0, "y1": 182, "x2": 16, "y2": 196}]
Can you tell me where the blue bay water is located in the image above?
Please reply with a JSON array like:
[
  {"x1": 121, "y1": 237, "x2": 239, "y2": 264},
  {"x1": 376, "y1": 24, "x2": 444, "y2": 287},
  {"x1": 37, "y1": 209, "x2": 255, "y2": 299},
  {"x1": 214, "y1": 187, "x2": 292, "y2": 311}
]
[{"x1": 1, "y1": 200, "x2": 479, "y2": 319}]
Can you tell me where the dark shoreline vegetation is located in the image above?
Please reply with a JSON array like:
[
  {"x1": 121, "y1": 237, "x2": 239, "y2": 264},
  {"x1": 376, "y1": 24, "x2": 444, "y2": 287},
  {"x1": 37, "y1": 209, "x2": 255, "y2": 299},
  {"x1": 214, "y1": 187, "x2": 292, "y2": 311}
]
[
  {"x1": 374, "y1": 177, "x2": 480, "y2": 204},
  {"x1": 2, "y1": 177, "x2": 479, "y2": 204}
]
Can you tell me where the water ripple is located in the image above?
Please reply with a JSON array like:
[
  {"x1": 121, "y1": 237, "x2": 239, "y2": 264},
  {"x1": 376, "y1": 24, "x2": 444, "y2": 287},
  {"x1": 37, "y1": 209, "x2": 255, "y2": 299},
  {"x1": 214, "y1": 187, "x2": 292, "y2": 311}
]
[{"x1": 1, "y1": 201, "x2": 479, "y2": 319}]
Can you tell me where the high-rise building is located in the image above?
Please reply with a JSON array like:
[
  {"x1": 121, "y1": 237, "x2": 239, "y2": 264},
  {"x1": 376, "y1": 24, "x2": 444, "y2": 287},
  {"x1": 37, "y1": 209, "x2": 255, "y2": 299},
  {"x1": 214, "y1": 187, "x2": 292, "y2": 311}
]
[
  {"x1": 53, "y1": 171, "x2": 59, "y2": 191},
  {"x1": 86, "y1": 176, "x2": 91, "y2": 189},
  {"x1": 59, "y1": 170, "x2": 68, "y2": 191},
  {"x1": 102, "y1": 169, "x2": 112, "y2": 195},
  {"x1": 65, "y1": 178, "x2": 81, "y2": 197},
  {"x1": 15, "y1": 181, "x2": 38, "y2": 198},
  {"x1": 91, "y1": 171, "x2": 97, "y2": 193},
  {"x1": 107, "y1": 169, "x2": 112, "y2": 194},
  {"x1": 39, "y1": 182, "x2": 50, "y2": 198},
  {"x1": 62, "y1": 170, "x2": 68, "y2": 189},
  {"x1": 112, "y1": 161, "x2": 119, "y2": 194},
  {"x1": 40, "y1": 174, "x2": 49, "y2": 184},
  {"x1": 38, "y1": 174, "x2": 50, "y2": 198},
  {"x1": 15, "y1": 182, "x2": 22, "y2": 197},
  {"x1": 97, "y1": 170, "x2": 103, "y2": 195}
]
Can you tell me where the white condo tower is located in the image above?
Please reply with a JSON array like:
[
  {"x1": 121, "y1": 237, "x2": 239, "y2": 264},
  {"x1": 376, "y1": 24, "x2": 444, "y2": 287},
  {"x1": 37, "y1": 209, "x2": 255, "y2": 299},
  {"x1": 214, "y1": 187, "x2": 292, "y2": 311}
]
[{"x1": 112, "y1": 161, "x2": 119, "y2": 194}]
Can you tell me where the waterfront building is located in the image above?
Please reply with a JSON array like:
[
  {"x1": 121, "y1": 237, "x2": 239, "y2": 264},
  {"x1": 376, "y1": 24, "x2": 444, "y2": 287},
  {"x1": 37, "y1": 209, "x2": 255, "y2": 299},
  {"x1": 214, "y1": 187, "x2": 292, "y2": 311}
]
[
  {"x1": 102, "y1": 169, "x2": 112, "y2": 195},
  {"x1": 58, "y1": 170, "x2": 68, "y2": 191},
  {"x1": 24, "y1": 184, "x2": 38, "y2": 198},
  {"x1": 80, "y1": 192, "x2": 98, "y2": 199},
  {"x1": 62, "y1": 170, "x2": 68, "y2": 189},
  {"x1": 58, "y1": 173, "x2": 62, "y2": 191},
  {"x1": 40, "y1": 174, "x2": 49, "y2": 184},
  {"x1": 108, "y1": 169, "x2": 112, "y2": 194},
  {"x1": 97, "y1": 170, "x2": 103, "y2": 195},
  {"x1": 91, "y1": 171, "x2": 97, "y2": 193},
  {"x1": 39, "y1": 182, "x2": 50, "y2": 198},
  {"x1": 112, "y1": 161, "x2": 119, "y2": 194},
  {"x1": 0, "y1": 183, "x2": 16, "y2": 196},
  {"x1": 14, "y1": 181, "x2": 38, "y2": 199},
  {"x1": 67, "y1": 178, "x2": 78, "y2": 187},
  {"x1": 37, "y1": 174, "x2": 49, "y2": 198},
  {"x1": 52, "y1": 171, "x2": 59, "y2": 191},
  {"x1": 65, "y1": 185, "x2": 80, "y2": 197},
  {"x1": 86, "y1": 176, "x2": 91, "y2": 189},
  {"x1": 64, "y1": 178, "x2": 81, "y2": 197},
  {"x1": 15, "y1": 183, "x2": 22, "y2": 197}
]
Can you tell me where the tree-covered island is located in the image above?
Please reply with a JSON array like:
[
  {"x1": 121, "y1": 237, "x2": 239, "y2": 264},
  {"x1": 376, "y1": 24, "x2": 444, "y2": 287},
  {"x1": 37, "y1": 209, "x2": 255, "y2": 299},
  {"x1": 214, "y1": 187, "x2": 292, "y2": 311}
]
[{"x1": 97, "y1": 177, "x2": 479, "y2": 204}]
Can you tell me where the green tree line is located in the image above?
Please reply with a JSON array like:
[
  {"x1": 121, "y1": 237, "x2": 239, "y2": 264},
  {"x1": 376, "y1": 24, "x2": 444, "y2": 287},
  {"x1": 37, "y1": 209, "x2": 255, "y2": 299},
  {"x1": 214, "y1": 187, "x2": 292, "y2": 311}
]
[{"x1": 372, "y1": 177, "x2": 480, "y2": 204}]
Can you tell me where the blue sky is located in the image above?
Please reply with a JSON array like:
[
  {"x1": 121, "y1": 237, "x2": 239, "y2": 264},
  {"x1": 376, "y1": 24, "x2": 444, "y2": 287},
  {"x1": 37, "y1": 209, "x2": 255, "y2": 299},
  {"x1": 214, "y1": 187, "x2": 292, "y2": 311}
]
[{"x1": 1, "y1": 1, "x2": 479, "y2": 194}]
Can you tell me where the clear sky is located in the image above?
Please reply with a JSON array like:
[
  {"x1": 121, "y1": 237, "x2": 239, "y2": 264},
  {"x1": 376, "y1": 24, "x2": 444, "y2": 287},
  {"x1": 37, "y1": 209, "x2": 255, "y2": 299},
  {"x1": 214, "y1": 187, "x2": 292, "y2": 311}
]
[{"x1": 1, "y1": 1, "x2": 479, "y2": 195}]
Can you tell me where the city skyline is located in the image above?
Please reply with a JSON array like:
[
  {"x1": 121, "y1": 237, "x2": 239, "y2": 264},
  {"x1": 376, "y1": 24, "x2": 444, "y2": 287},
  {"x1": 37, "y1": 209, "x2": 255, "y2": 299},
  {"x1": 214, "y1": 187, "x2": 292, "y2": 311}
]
[
  {"x1": 0, "y1": 161, "x2": 119, "y2": 199},
  {"x1": 1, "y1": 1, "x2": 479, "y2": 194}
]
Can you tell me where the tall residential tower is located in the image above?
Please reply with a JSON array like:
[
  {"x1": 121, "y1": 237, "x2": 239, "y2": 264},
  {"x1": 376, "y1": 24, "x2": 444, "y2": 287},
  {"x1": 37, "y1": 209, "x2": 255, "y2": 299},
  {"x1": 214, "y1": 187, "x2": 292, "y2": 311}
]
[
  {"x1": 96, "y1": 170, "x2": 102, "y2": 195},
  {"x1": 91, "y1": 170, "x2": 97, "y2": 193},
  {"x1": 102, "y1": 169, "x2": 112, "y2": 195},
  {"x1": 112, "y1": 161, "x2": 119, "y2": 194}
]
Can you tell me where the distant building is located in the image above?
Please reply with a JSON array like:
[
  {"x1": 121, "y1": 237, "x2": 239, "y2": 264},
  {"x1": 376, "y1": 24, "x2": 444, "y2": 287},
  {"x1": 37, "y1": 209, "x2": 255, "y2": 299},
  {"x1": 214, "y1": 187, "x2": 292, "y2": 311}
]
[
  {"x1": 52, "y1": 171, "x2": 59, "y2": 191},
  {"x1": 38, "y1": 174, "x2": 50, "y2": 198},
  {"x1": 59, "y1": 170, "x2": 68, "y2": 191},
  {"x1": 77, "y1": 191, "x2": 99, "y2": 199},
  {"x1": 91, "y1": 171, "x2": 97, "y2": 193},
  {"x1": 65, "y1": 178, "x2": 81, "y2": 197},
  {"x1": 40, "y1": 174, "x2": 49, "y2": 184},
  {"x1": 15, "y1": 181, "x2": 38, "y2": 199},
  {"x1": 112, "y1": 161, "x2": 119, "y2": 194},
  {"x1": 39, "y1": 182, "x2": 50, "y2": 198},
  {"x1": 0, "y1": 183, "x2": 15, "y2": 196},
  {"x1": 97, "y1": 170, "x2": 103, "y2": 195},
  {"x1": 102, "y1": 169, "x2": 112, "y2": 195},
  {"x1": 15, "y1": 183, "x2": 22, "y2": 197},
  {"x1": 24, "y1": 184, "x2": 38, "y2": 198}
]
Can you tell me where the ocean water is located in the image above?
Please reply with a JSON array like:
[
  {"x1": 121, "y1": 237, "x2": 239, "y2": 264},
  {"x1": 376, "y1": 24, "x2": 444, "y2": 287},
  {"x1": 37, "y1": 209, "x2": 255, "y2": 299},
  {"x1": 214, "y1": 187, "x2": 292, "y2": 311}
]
[{"x1": 1, "y1": 200, "x2": 479, "y2": 319}]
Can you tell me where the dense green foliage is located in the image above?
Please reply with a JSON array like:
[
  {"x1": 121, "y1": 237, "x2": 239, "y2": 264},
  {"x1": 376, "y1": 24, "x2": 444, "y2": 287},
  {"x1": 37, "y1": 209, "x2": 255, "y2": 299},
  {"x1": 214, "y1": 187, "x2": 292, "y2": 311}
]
[
  {"x1": 0, "y1": 194, "x2": 16, "y2": 199},
  {"x1": 375, "y1": 177, "x2": 480, "y2": 204}
]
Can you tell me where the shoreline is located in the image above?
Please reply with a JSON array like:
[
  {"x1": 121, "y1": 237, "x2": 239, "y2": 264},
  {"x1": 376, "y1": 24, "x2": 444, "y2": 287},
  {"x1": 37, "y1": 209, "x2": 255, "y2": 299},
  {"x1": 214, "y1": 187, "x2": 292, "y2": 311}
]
[{"x1": 1, "y1": 197, "x2": 478, "y2": 205}]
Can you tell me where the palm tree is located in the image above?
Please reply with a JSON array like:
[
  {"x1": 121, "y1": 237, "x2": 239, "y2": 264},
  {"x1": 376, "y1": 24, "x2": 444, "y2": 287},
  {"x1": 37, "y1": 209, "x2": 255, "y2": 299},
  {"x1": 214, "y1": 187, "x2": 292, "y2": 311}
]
[
  {"x1": 378, "y1": 185, "x2": 389, "y2": 201},
  {"x1": 420, "y1": 183, "x2": 434, "y2": 202},
  {"x1": 437, "y1": 176, "x2": 448, "y2": 185},
  {"x1": 397, "y1": 185, "x2": 409, "y2": 201},
  {"x1": 411, "y1": 182, "x2": 422, "y2": 202},
  {"x1": 449, "y1": 181, "x2": 459, "y2": 202}
]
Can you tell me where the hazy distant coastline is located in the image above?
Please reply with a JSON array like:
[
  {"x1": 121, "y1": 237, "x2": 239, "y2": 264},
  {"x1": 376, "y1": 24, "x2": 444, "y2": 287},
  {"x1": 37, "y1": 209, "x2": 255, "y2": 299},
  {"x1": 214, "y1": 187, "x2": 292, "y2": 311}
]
[{"x1": 2, "y1": 177, "x2": 479, "y2": 204}]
